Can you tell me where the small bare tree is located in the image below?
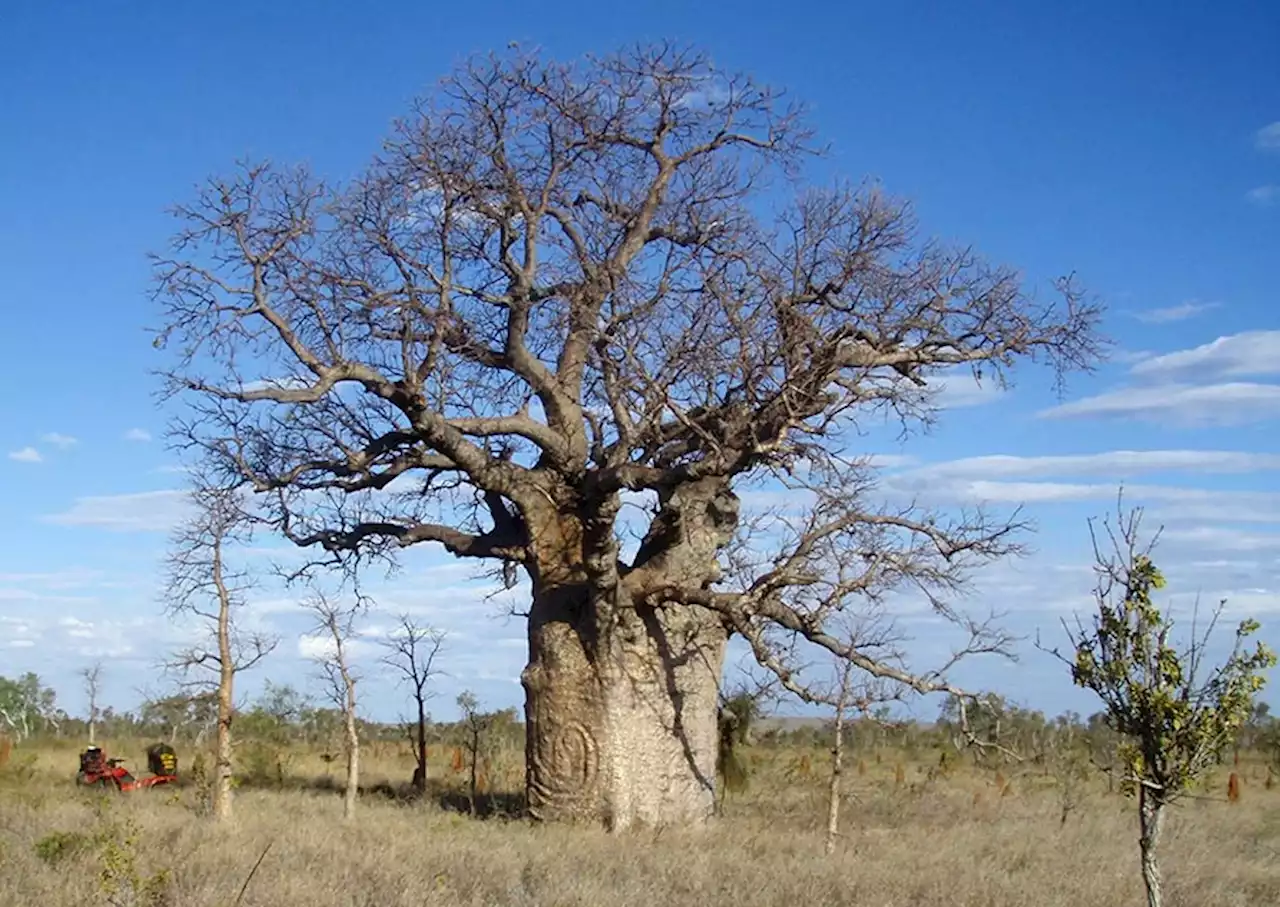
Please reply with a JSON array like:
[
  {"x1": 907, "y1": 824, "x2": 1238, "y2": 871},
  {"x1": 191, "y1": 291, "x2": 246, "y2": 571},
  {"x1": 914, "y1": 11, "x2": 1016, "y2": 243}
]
[
  {"x1": 379, "y1": 616, "x2": 446, "y2": 793},
  {"x1": 163, "y1": 481, "x2": 277, "y2": 821},
  {"x1": 1045, "y1": 498, "x2": 1277, "y2": 907},
  {"x1": 824, "y1": 659, "x2": 855, "y2": 855},
  {"x1": 456, "y1": 690, "x2": 490, "y2": 814},
  {"x1": 80, "y1": 661, "x2": 104, "y2": 745},
  {"x1": 303, "y1": 590, "x2": 364, "y2": 819},
  {"x1": 816, "y1": 621, "x2": 900, "y2": 856},
  {"x1": 805, "y1": 602, "x2": 1011, "y2": 855}
]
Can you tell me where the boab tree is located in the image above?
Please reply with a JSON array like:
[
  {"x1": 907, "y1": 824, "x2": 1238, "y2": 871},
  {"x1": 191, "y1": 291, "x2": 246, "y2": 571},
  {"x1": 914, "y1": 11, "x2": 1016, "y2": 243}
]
[{"x1": 151, "y1": 43, "x2": 1101, "y2": 829}]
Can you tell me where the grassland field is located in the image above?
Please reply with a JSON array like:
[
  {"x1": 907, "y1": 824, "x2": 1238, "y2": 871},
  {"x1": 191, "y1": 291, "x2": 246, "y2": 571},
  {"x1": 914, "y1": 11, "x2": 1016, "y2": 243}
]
[{"x1": 2, "y1": 736, "x2": 1278, "y2": 907}]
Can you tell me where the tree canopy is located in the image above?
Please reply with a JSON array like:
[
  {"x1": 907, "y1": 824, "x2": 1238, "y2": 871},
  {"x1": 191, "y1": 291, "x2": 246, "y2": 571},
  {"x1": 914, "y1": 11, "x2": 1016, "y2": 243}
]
[
  {"x1": 151, "y1": 44, "x2": 1105, "y2": 827},
  {"x1": 152, "y1": 43, "x2": 1101, "y2": 699}
]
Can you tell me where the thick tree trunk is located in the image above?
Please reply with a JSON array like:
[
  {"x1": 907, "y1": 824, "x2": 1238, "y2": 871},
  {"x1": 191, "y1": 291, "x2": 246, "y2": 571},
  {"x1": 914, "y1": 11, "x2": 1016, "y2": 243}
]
[
  {"x1": 522, "y1": 587, "x2": 727, "y2": 829},
  {"x1": 521, "y1": 480, "x2": 736, "y2": 830},
  {"x1": 1137, "y1": 786, "x2": 1165, "y2": 907}
]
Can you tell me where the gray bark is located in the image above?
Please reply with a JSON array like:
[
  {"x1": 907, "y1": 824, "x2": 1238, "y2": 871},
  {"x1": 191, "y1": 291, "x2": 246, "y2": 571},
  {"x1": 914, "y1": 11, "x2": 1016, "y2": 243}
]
[
  {"x1": 825, "y1": 662, "x2": 853, "y2": 855},
  {"x1": 522, "y1": 589, "x2": 726, "y2": 829},
  {"x1": 342, "y1": 684, "x2": 359, "y2": 820},
  {"x1": 1138, "y1": 786, "x2": 1165, "y2": 907},
  {"x1": 213, "y1": 540, "x2": 234, "y2": 823},
  {"x1": 522, "y1": 481, "x2": 736, "y2": 830}
]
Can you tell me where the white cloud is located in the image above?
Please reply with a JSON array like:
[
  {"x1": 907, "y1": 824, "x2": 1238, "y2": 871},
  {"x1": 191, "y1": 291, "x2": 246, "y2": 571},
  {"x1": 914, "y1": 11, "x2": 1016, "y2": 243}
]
[
  {"x1": 1257, "y1": 122, "x2": 1280, "y2": 152},
  {"x1": 1038, "y1": 331, "x2": 1280, "y2": 426},
  {"x1": 296, "y1": 633, "x2": 379, "y2": 661},
  {"x1": 865, "y1": 453, "x2": 919, "y2": 469},
  {"x1": 297, "y1": 634, "x2": 337, "y2": 660},
  {"x1": 0, "y1": 616, "x2": 39, "y2": 649},
  {"x1": 1037, "y1": 382, "x2": 1280, "y2": 426},
  {"x1": 41, "y1": 432, "x2": 78, "y2": 449},
  {"x1": 901, "y1": 450, "x2": 1280, "y2": 481},
  {"x1": 1131, "y1": 301, "x2": 1219, "y2": 324},
  {"x1": 1112, "y1": 349, "x2": 1155, "y2": 365},
  {"x1": 8, "y1": 446, "x2": 42, "y2": 463},
  {"x1": 924, "y1": 366, "x2": 1005, "y2": 409},
  {"x1": 42, "y1": 489, "x2": 192, "y2": 532},
  {"x1": 124, "y1": 428, "x2": 153, "y2": 442},
  {"x1": 1130, "y1": 330, "x2": 1280, "y2": 382},
  {"x1": 1141, "y1": 525, "x2": 1280, "y2": 553},
  {"x1": 59, "y1": 616, "x2": 97, "y2": 639},
  {"x1": 1246, "y1": 185, "x2": 1280, "y2": 207},
  {"x1": 885, "y1": 475, "x2": 1280, "y2": 521}
]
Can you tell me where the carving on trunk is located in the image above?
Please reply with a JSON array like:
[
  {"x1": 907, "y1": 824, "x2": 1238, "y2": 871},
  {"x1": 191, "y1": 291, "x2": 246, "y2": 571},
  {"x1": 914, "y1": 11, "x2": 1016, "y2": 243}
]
[{"x1": 530, "y1": 719, "x2": 599, "y2": 804}]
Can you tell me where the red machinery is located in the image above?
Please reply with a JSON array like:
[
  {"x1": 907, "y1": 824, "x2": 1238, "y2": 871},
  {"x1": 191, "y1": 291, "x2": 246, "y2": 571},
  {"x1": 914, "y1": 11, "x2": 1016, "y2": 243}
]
[{"x1": 76, "y1": 744, "x2": 178, "y2": 792}]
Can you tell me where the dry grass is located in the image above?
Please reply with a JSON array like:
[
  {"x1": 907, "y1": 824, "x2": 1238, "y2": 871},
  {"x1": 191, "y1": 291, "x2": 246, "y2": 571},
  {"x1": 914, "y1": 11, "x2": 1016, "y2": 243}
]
[{"x1": 2, "y1": 740, "x2": 1278, "y2": 906}]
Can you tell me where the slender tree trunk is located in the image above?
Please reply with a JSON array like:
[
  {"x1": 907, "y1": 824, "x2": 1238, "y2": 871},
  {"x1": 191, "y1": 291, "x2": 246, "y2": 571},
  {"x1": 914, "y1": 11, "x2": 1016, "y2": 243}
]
[
  {"x1": 414, "y1": 698, "x2": 427, "y2": 794},
  {"x1": 84, "y1": 664, "x2": 102, "y2": 747},
  {"x1": 468, "y1": 725, "x2": 480, "y2": 814},
  {"x1": 332, "y1": 631, "x2": 360, "y2": 820},
  {"x1": 342, "y1": 682, "x2": 359, "y2": 820},
  {"x1": 213, "y1": 542, "x2": 234, "y2": 823},
  {"x1": 1138, "y1": 786, "x2": 1165, "y2": 907},
  {"x1": 825, "y1": 663, "x2": 853, "y2": 855}
]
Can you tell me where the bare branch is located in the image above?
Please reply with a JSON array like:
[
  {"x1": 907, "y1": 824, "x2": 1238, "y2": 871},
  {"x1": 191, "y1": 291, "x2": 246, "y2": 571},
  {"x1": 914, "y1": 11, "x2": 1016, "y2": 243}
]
[
  {"x1": 150, "y1": 41, "x2": 1104, "y2": 826},
  {"x1": 160, "y1": 474, "x2": 277, "y2": 821}
]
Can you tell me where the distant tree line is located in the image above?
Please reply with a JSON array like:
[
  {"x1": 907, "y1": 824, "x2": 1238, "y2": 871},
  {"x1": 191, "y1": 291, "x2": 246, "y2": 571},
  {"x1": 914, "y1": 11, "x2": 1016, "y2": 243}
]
[
  {"x1": 4, "y1": 671, "x2": 1276, "y2": 773},
  {"x1": 0, "y1": 674, "x2": 522, "y2": 754}
]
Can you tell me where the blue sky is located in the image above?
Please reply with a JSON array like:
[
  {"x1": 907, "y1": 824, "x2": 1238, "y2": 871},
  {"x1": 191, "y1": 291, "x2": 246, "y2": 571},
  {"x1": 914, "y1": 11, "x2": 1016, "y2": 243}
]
[{"x1": 1, "y1": 2, "x2": 1278, "y2": 724}]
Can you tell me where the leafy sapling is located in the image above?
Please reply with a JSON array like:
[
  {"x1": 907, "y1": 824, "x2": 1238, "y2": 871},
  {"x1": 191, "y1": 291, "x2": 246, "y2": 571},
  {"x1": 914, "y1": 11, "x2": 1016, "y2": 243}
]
[{"x1": 1046, "y1": 500, "x2": 1275, "y2": 907}]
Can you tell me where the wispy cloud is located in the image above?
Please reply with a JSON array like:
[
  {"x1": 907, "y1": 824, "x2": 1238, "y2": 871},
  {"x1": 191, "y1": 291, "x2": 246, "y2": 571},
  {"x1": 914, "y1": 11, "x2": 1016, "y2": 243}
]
[
  {"x1": 1246, "y1": 185, "x2": 1280, "y2": 207},
  {"x1": 42, "y1": 489, "x2": 192, "y2": 532},
  {"x1": 1130, "y1": 301, "x2": 1219, "y2": 324},
  {"x1": 1129, "y1": 330, "x2": 1280, "y2": 382},
  {"x1": 924, "y1": 365, "x2": 1006, "y2": 409},
  {"x1": 898, "y1": 450, "x2": 1280, "y2": 482},
  {"x1": 1256, "y1": 121, "x2": 1280, "y2": 152},
  {"x1": 1036, "y1": 331, "x2": 1280, "y2": 426},
  {"x1": 1112, "y1": 349, "x2": 1154, "y2": 365},
  {"x1": 886, "y1": 477, "x2": 1280, "y2": 524},
  {"x1": 41, "y1": 432, "x2": 78, "y2": 449},
  {"x1": 1037, "y1": 382, "x2": 1280, "y2": 426},
  {"x1": 8, "y1": 446, "x2": 42, "y2": 463},
  {"x1": 124, "y1": 428, "x2": 152, "y2": 443},
  {"x1": 1161, "y1": 525, "x2": 1280, "y2": 554}
]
